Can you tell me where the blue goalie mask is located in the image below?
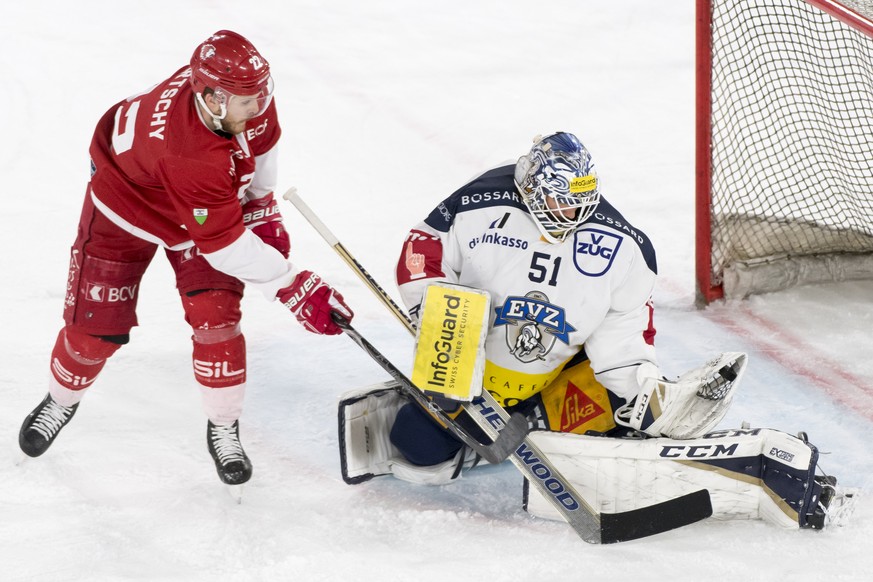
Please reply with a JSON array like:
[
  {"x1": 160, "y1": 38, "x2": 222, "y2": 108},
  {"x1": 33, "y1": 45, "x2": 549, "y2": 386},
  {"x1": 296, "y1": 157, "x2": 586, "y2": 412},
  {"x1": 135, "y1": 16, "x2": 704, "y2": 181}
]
[{"x1": 514, "y1": 132, "x2": 601, "y2": 243}]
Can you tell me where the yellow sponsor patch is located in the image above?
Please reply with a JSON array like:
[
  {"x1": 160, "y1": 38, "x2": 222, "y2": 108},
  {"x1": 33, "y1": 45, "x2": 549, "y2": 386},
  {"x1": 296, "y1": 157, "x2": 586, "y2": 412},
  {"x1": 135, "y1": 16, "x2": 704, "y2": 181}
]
[
  {"x1": 412, "y1": 283, "x2": 491, "y2": 402},
  {"x1": 539, "y1": 362, "x2": 616, "y2": 434},
  {"x1": 569, "y1": 175, "x2": 597, "y2": 194},
  {"x1": 483, "y1": 359, "x2": 564, "y2": 408},
  {"x1": 482, "y1": 357, "x2": 615, "y2": 433}
]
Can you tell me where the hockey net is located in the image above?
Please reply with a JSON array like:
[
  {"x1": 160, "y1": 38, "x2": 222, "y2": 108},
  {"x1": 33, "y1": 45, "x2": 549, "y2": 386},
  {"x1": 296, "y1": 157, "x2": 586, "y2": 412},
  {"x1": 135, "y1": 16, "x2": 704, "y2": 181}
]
[{"x1": 697, "y1": 0, "x2": 873, "y2": 302}]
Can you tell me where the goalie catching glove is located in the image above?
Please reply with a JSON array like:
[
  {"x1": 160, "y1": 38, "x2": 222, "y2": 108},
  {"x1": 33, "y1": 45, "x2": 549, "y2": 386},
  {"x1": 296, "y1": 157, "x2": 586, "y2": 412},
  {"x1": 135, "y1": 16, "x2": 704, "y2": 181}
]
[
  {"x1": 278, "y1": 270, "x2": 353, "y2": 335},
  {"x1": 242, "y1": 193, "x2": 290, "y2": 258},
  {"x1": 614, "y1": 352, "x2": 747, "y2": 439}
]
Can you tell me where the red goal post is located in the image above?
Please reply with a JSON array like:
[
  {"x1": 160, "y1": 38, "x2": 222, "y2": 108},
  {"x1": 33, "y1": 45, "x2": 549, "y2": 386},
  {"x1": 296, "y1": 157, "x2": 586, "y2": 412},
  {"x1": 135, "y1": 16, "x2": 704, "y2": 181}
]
[{"x1": 696, "y1": 0, "x2": 873, "y2": 303}]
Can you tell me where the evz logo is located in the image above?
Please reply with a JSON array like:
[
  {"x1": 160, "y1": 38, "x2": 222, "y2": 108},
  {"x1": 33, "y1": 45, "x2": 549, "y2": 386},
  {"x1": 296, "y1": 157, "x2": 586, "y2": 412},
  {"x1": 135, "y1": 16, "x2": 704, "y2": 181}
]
[
  {"x1": 493, "y1": 291, "x2": 576, "y2": 363},
  {"x1": 573, "y1": 228, "x2": 622, "y2": 276}
]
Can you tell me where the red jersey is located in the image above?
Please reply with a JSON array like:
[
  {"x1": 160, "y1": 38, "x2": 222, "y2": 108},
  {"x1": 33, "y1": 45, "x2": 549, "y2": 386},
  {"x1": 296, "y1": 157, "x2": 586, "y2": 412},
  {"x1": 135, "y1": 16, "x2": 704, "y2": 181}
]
[{"x1": 89, "y1": 65, "x2": 282, "y2": 254}]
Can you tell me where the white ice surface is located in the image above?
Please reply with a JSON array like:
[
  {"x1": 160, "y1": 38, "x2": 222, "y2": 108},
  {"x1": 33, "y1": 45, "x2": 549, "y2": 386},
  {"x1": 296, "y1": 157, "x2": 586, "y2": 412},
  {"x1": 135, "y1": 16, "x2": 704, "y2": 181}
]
[{"x1": 1, "y1": 1, "x2": 870, "y2": 580}]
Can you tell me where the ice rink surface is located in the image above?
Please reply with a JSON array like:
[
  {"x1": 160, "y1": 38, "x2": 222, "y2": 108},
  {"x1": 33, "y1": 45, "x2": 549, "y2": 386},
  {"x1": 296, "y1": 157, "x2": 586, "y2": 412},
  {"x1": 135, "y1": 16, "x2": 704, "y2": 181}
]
[{"x1": 1, "y1": 2, "x2": 870, "y2": 580}]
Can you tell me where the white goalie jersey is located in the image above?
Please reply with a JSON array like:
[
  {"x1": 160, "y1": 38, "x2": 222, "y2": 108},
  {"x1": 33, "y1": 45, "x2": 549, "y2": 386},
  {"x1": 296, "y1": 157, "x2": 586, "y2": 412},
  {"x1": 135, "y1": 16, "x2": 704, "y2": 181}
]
[{"x1": 395, "y1": 164, "x2": 659, "y2": 408}]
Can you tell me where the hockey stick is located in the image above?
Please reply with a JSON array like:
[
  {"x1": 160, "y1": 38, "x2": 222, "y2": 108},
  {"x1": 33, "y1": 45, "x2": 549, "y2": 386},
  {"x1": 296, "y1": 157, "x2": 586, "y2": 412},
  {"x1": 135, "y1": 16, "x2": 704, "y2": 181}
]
[
  {"x1": 331, "y1": 313, "x2": 529, "y2": 465},
  {"x1": 285, "y1": 189, "x2": 413, "y2": 332},
  {"x1": 334, "y1": 313, "x2": 712, "y2": 543},
  {"x1": 286, "y1": 189, "x2": 713, "y2": 543},
  {"x1": 285, "y1": 191, "x2": 527, "y2": 462}
]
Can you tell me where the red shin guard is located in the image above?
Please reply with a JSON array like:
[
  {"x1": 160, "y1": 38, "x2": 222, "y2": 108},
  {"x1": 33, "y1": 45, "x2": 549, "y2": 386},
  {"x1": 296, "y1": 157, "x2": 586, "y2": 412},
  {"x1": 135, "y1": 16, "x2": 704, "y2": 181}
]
[
  {"x1": 183, "y1": 290, "x2": 246, "y2": 389},
  {"x1": 50, "y1": 327, "x2": 123, "y2": 390}
]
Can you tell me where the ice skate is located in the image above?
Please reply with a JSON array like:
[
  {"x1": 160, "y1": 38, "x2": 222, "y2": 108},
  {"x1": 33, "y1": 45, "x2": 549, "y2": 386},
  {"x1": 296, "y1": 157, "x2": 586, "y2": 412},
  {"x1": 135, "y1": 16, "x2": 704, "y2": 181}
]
[
  {"x1": 803, "y1": 474, "x2": 859, "y2": 529},
  {"x1": 207, "y1": 420, "x2": 252, "y2": 491},
  {"x1": 19, "y1": 393, "x2": 79, "y2": 458}
]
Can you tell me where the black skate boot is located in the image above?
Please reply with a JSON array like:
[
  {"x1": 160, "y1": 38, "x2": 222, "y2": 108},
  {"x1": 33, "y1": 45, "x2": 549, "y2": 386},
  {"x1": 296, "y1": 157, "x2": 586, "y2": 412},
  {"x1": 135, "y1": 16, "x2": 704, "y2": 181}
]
[
  {"x1": 19, "y1": 394, "x2": 79, "y2": 457},
  {"x1": 207, "y1": 420, "x2": 252, "y2": 485}
]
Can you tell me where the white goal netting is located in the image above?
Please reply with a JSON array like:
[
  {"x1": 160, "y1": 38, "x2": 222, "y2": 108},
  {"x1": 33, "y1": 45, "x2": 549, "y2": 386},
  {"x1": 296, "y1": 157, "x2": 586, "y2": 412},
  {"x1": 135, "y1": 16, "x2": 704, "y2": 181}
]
[{"x1": 705, "y1": 0, "x2": 873, "y2": 298}]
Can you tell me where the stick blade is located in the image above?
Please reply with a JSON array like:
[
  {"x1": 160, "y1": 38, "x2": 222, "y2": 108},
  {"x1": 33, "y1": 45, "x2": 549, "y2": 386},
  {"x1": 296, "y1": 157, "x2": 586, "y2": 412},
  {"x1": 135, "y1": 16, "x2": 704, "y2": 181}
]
[
  {"x1": 599, "y1": 489, "x2": 713, "y2": 544},
  {"x1": 475, "y1": 412, "x2": 530, "y2": 464}
]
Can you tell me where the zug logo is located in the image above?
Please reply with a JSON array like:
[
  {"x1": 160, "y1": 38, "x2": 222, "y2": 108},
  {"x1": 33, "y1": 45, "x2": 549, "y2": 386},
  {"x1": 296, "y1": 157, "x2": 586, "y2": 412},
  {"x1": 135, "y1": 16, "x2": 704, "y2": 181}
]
[{"x1": 577, "y1": 232, "x2": 615, "y2": 259}]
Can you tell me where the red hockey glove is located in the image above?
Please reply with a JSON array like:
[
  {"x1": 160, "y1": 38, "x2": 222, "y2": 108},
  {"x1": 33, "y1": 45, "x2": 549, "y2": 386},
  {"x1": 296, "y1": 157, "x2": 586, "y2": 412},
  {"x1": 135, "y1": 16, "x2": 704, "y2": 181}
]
[
  {"x1": 242, "y1": 193, "x2": 290, "y2": 258},
  {"x1": 278, "y1": 270, "x2": 354, "y2": 335}
]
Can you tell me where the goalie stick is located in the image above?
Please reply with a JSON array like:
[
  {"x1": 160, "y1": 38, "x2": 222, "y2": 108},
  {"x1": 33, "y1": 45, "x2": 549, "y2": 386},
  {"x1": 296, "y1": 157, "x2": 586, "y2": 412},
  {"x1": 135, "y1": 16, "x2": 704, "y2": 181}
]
[
  {"x1": 286, "y1": 188, "x2": 713, "y2": 543},
  {"x1": 331, "y1": 313, "x2": 529, "y2": 465}
]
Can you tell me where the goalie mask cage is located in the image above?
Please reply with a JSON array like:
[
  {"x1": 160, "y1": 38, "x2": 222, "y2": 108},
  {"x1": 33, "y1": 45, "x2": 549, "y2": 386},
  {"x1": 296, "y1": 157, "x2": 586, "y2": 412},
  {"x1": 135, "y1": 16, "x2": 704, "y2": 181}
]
[{"x1": 696, "y1": 0, "x2": 873, "y2": 303}]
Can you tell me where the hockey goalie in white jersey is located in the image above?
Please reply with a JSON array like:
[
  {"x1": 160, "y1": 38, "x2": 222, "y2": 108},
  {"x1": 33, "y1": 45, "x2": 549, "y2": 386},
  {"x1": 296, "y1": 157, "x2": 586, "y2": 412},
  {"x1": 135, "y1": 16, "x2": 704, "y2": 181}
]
[{"x1": 339, "y1": 132, "x2": 853, "y2": 530}]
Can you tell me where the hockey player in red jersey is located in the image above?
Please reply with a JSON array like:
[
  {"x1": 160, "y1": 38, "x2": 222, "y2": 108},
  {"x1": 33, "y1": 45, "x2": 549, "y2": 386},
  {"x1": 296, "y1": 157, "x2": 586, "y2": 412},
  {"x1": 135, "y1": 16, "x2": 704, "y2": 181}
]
[{"x1": 19, "y1": 30, "x2": 353, "y2": 488}]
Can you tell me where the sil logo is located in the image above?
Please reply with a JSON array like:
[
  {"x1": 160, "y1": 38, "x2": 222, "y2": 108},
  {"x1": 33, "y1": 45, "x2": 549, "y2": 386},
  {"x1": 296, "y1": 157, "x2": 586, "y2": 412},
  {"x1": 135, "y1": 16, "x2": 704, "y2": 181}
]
[{"x1": 493, "y1": 291, "x2": 576, "y2": 363}]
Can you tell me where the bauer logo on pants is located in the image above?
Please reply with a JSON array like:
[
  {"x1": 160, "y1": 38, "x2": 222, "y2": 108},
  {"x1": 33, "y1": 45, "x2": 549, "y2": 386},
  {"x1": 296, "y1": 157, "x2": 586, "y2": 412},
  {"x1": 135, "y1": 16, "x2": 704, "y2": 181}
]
[{"x1": 412, "y1": 283, "x2": 491, "y2": 402}]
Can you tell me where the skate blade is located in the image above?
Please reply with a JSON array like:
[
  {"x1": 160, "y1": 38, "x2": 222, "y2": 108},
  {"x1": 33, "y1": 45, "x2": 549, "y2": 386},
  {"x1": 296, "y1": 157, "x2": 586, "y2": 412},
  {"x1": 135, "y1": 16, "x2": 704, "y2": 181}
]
[
  {"x1": 826, "y1": 488, "x2": 860, "y2": 527},
  {"x1": 226, "y1": 483, "x2": 245, "y2": 504}
]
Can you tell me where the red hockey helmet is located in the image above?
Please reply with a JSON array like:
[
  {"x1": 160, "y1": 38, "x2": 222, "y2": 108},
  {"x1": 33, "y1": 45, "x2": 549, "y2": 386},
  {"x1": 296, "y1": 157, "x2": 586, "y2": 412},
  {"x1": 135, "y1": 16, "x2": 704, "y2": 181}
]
[{"x1": 190, "y1": 30, "x2": 273, "y2": 115}]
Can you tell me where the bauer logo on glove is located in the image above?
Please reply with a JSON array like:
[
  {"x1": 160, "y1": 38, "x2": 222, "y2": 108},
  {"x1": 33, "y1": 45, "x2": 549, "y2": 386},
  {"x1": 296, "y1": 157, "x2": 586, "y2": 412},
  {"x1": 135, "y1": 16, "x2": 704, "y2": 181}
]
[
  {"x1": 278, "y1": 270, "x2": 354, "y2": 335},
  {"x1": 242, "y1": 193, "x2": 291, "y2": 258}
]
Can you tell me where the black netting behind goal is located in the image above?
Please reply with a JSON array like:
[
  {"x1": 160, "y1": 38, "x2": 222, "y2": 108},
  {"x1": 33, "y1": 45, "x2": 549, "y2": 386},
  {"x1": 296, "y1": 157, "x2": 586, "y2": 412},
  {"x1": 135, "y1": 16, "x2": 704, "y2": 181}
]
[{"x1": 706, "y1": 0, "x2": 873, "y2": 295}]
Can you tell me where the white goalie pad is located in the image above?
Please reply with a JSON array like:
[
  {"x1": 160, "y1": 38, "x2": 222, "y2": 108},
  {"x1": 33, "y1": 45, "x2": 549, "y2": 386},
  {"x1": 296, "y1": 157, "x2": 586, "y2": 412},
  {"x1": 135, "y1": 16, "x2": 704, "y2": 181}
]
[
  {"x1": 615, "y1": 352, "x2": 747, "y2": 439},
  {"x1": 338, "y1": 382, "x2": 482, "y2": 486},
  {"x1": 338, "y1": 382, "x2": 407, "y2": 484},
  {"x1": 523, "y1": 427, "x2": 828, "y2": 529}
]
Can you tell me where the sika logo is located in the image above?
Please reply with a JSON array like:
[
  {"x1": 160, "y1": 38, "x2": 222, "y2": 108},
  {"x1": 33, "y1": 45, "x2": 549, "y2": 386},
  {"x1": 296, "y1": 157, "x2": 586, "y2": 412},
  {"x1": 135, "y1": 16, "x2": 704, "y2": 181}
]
[{"x1": 560, "y1": 381, "x2": 605, "y2": 432}]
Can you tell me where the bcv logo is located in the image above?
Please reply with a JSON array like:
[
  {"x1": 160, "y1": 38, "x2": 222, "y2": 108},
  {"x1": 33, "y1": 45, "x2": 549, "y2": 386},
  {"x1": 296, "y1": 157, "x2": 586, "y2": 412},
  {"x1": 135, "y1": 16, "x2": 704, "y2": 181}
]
[
  {"x1": 573, "y1": 228, "x2": 622, "y2": 276},
  {"x1": 85, "y1": 283, "x2": 138, "y2": 303}
]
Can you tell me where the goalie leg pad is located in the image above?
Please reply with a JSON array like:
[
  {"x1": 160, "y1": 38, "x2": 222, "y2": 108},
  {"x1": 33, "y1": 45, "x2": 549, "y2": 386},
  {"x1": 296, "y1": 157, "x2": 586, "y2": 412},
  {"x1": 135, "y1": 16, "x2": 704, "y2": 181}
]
[
  {"x1": 389, "y1": 446, "x2": 481, "y2": 486},
  {"x1": 615, "y1": 352, "x2": 747, "y2": 439},
  {"x1": 339, "y1": 383, "x2": 408, "y2": 484},
  {"x1": 523, "y1": 427, "x2": 830, "y2": 529},
  {"x1": 338, "y1": 383, "x2": 482, "y2": 485}
]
